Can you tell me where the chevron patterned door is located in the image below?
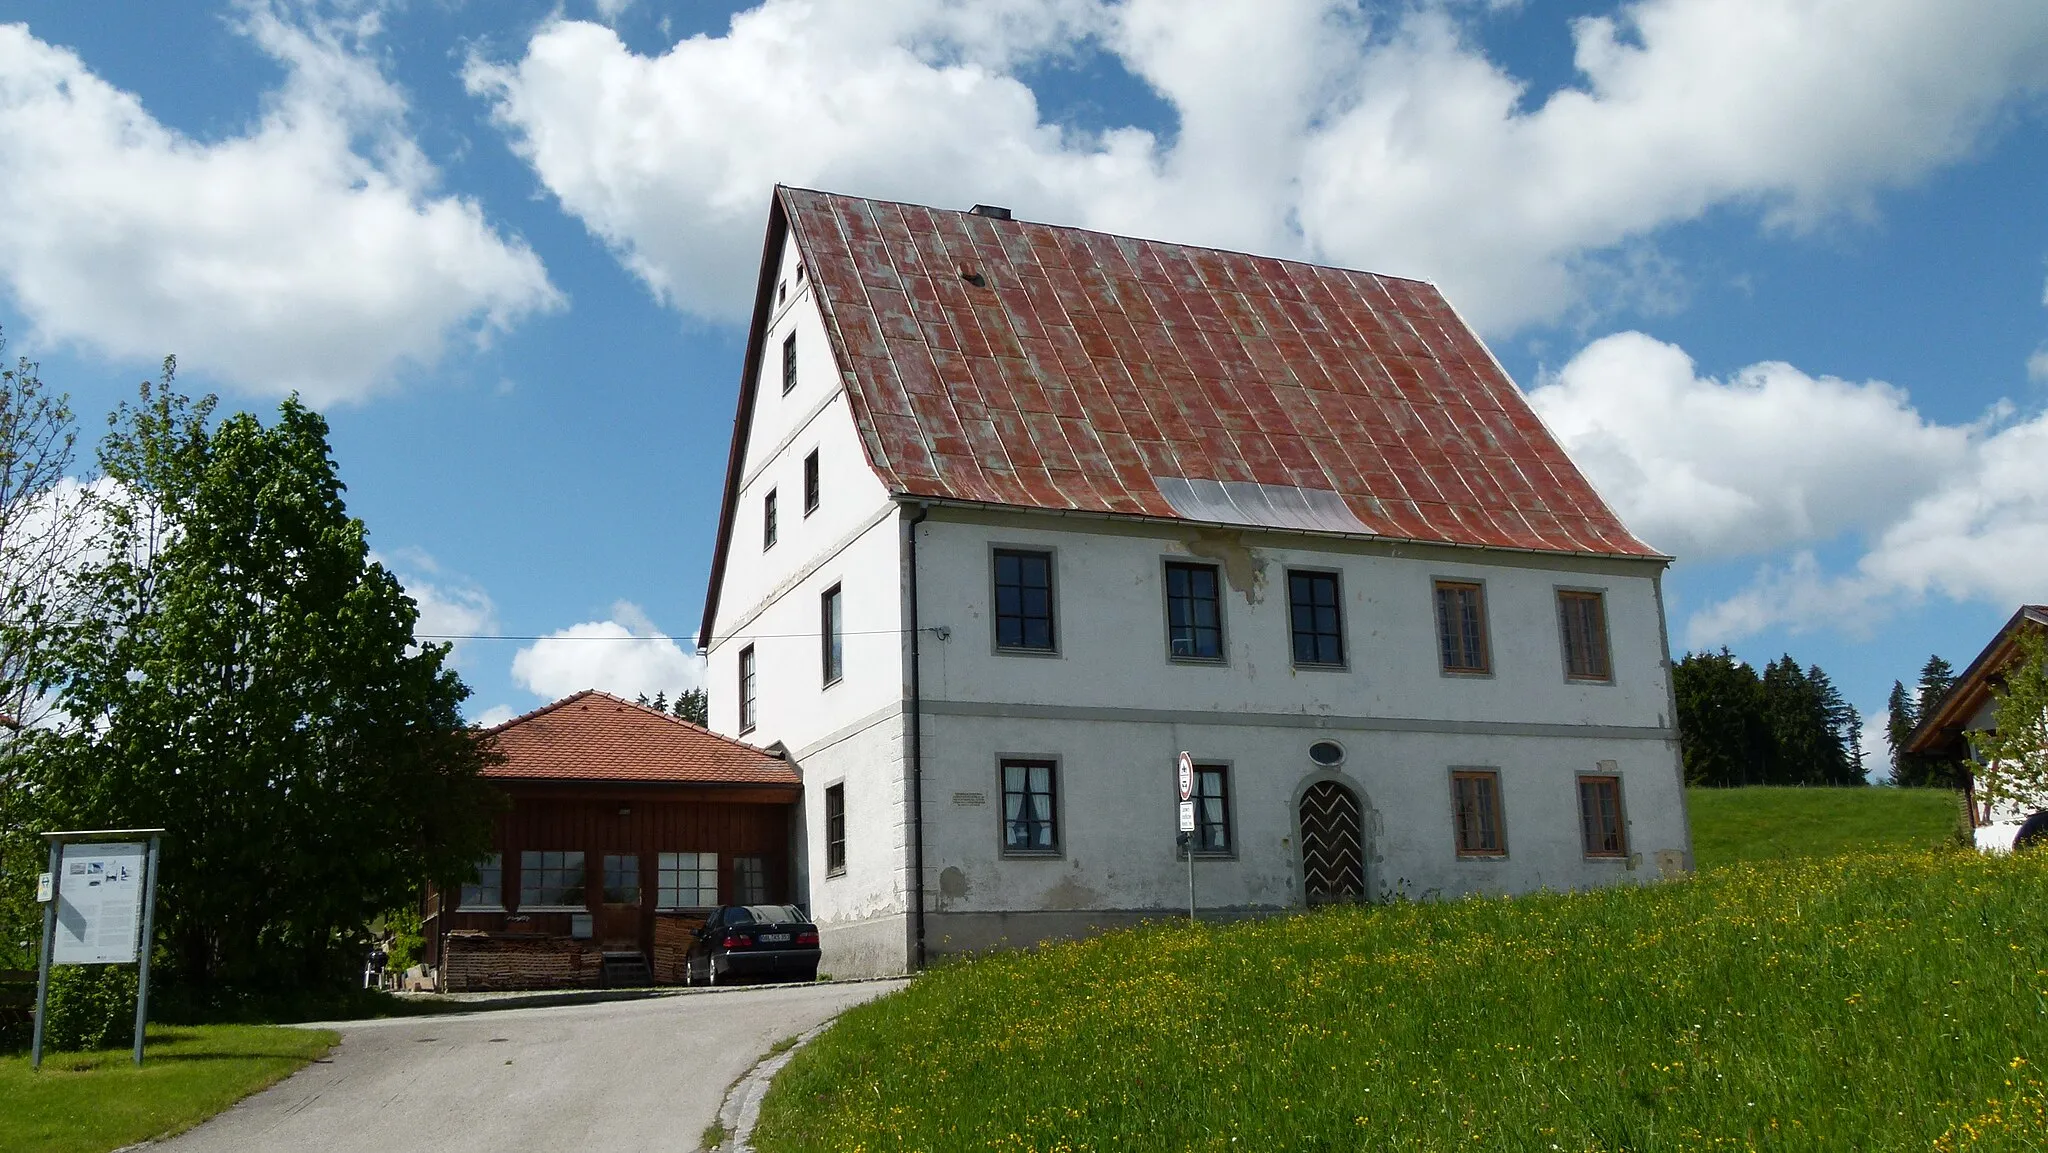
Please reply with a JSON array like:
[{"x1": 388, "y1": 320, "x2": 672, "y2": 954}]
[{"x1": 1299, "y1": 781, "x2": 1366, "y2": 904}]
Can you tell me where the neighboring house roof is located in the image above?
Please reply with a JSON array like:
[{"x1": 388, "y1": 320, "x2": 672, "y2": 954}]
[
  {"x1": 702, "y1": 188, "x2": 1660, "y2": 647},
  {"x1": 1907, "y1": 605, "x2": 2048, "y2": 757},
  {"x1": 480, "y1": 690, "x2": 798, "y2": 786}
]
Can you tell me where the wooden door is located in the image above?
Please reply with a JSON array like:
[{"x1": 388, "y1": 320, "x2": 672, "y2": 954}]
[
  {"x1": 1298, "y1": 781, "x2": 1366, "y2": 904},
  {"x1": 598, "y1": 853, "x2": 646, "y2": 951}
]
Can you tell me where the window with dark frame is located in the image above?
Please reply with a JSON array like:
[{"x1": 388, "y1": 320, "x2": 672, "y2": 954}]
[
  {"x1": 738, "y1": 645, "x2": 757, "y2": 733},
  {"x1": 1288, "y1": 570, "x2": 1344, "y2": 666},
  {"x1": 1165, "y1": 561, "x2": 1224, "y2": 661},
  {"x1": 1558, "y1": 590, "x2": 1612, "y2": 681},
  {"x1": 459, "y1": 853, "x2": 502, "y2": 909},
  {"x1": 1435, "y1": 580, "x2": 1490, "y2": 673},
  {"x1": 825, "y1": 784, "x2": 847, "y2": 875},
  {"x1": 763, "y1": 489, "x2": 778, "y2": 550},
  {"x1": 1451, "y1": 771, "x2": 1507, "y2": 857},
  {"x1": 803, "y1": 449, "x2": 820, "y2": 514},
  {"x1": 657, "y1": 852, "x2": 718, "y2": 908},
  {"x1": 821, "y1": 584, "x2": 843, "y2": 686},
  {"x1": 1002, "y1": 759, "x2": 1059, "y2": 853},
  {"x1": 1578, "y1": 775, "x2": 1627, "y2": 857},
  {"x1": 518, "y1": 850, "x2": 585, "y2": 908},
  {"x1": 1192, "y1": 765, "x2": 1231, "y2": 854},
  {"x1": 993, "y1": 549, "x2": 1056, "y2": 652},
  {"x1": 733, "y1": 856, "x2": 770, "y2": 904},
  {"x1": 781, "y1": 333, "x2": 797, "y2": 394},
  {"x1": 601, "y1": 854, "x2": 641, "y2": 904}
]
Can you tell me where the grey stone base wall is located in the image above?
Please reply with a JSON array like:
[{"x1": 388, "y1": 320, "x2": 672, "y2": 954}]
[
  {"x1": 819, "y1": 911, "x2": 914, "y2": 978},
  {"x1": 923, "y1": 907, "x2": 1285, "y2": 961}
]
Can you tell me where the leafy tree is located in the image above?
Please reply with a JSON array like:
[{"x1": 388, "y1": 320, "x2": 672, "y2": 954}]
[
  {"x1": 1967, "y1": 629, "x2": 2048, "y2": 817},
  {"x1": 28, "y1": 378, "x2": 499, "y2": 992}
]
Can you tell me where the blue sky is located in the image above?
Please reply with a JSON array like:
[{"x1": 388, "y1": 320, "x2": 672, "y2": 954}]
[{"x1": 1, "y1": 0, "x2": 2045, "y2": 766}]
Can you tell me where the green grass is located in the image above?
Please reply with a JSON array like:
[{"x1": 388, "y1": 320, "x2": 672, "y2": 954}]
[
  {"x1": 1687, "y1": 785, "x2": 1963, "y2": 869},
  {"x1": 755, "y1": 850, "x2": 2048, "y2": 1151},
  {"x1": 0, "y1": 1024, "x2": 336, "y2": 1153}
]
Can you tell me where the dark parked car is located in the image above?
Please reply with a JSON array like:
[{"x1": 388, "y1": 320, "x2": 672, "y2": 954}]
[{"x1": 686, "y1": 905, "x2": 821, "y2": 985}]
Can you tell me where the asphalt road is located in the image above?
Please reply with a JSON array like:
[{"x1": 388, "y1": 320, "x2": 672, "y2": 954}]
[{"x1": 152, "y1": 981, "x2": 906, "y2": 1153}]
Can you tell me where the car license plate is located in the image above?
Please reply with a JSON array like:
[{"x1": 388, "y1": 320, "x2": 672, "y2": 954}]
[{"x1": 759, "y1": 933, "x2": 790, "y2": 944}]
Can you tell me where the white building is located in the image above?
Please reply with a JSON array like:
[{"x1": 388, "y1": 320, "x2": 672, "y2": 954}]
[
  {"x1": 698, "y1": 188, "x2": 1693, "y2": 978},
  {"x1": 1907, "y1": 605, "x2": 2048, "y2": 852}
]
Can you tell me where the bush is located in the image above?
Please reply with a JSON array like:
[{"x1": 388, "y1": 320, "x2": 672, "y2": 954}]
[{"x1": 40, "y1": 965, "x2": 137, "y2": 1052}]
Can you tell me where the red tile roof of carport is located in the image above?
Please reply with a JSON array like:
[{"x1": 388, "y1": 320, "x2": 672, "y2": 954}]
[{"x1": 479, "y1": 690, "x2": 798, "y2": 785}]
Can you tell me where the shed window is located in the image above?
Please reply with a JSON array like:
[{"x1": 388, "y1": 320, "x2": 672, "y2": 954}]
[
  {"x1": 658, "y1": 852, "x2": 719, "y2": 908},
  {"x1": 1558, "y1": 590, "x2": 1612, "y2": 681},
  {"x1": 1452, "y1": 771, "x2": 1507, "y2": 858},
  {"x1": 1435, "y1": 580, "x2": 1490, "y2": 674},
  {"x1": 602, "y1": 854, "x2": 641, "y2": 904},
  {"x1": 825, "y1": 784, "x2": 847, "y2": 875},
  {"x1": 519, "y1": 851, "x2": 585, "y2": 908},
  {"x1": 734, "y1": 856, "x2": 770, "y2": 904},
  {"x1": 458, "y1": 853, "x2": 502, "y2": 910},
  {"x1": 993, "y1": 549, "x2": 1056, "y2": 652},
  {"x1": 738, "y1": 645, "x2": 757, "y2": 733},
  {"x1": 1288, "y1": 570, "x2": 1344, "y2": 666},
  {"x1": 1165, "y1": 561, "x2": 1224, "y2": 661},
  {"x1": 1579, "y1": 776, "x2": 1627, "y2": 857},
  {"x1": 782, "y1": 333, "x2": 797, "y2": 394},
  {"x1": 1002, "y1": 759, "x2": 1059, "y2": 853}
]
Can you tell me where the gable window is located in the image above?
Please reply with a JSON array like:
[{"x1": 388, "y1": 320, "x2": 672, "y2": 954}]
[
  {"x1": 1287, "y1": 570, "x2": 1344, "y2": 667},
  {"x1": 821, "y1": 584, "x2": 844, "y2": 686},
  {"x1": 1435, "y1": 580, "x2": 1490, "y2": 674},
  {"x1": 601, "y1": 854, "x2": 641, "y2": 904},
  {"x1": 782, "y1": 333, "x2": 797, "y2": 394},
  {"x1": 458, "y1": 853, "x2": 502, "y2": 910},
  {"x1": 738, "y1": 645, "x2": 758, "y2": 733},
  {"x1": 763, "y1": 489, "x2": 778, "y2": 550},
  {"x1": 1001, "y1": 759, "x2": 1059, "y2": 854},
  {"x1": 519, "y1": 850, "x2": 585, "y2": 908},
  {"x1": 733, "y1": 856, "x2": 770, "y2": 904},
  {"x1": 993, "y1": 548, "x2": 1057, "y2": 652},
  {"x1": 658, "y1": 852, "x2": 718, "y2": 908},
  {"x1": 1191, "y1": 764, "x2": 1231, "y2": 854},
  {"x1": 1558, "y1": 590, "x2": 1612, "y2": 681},
  {"x1": 1578, "y1": 775, "x2": 1627, "y2": 858},
  {"x1": 1451, "y1": 770, "x2": 1507, "y2": 858},
  {"x1": 825, "y1": 784, "x2": 847, "y2": 876},
  {"x1": 804, "y1": 449, "x2": 821, "y2": 514},
  {"x1": 1165, "y1": 561, "x2": 1224, "y2": 662}
]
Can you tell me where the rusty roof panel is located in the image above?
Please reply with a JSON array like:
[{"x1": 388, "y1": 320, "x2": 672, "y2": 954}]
[{"x1": 781, "y1": 187, "x2": 1658, "y2": 558}]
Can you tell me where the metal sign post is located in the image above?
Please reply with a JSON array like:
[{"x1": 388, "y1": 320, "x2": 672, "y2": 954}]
[
  {"x1": 31, "y1": 829, "x2": 166, "y2": 1072},
  {"x1": 1177, "y1": 751, "x2": 1196, "y2": 922}
]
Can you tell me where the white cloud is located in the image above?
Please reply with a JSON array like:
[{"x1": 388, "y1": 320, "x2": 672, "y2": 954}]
[
  {"x1": 470, "y1": 0, "x2": 2048, "y2": 331},
  {"x1": 472, "y1": 703, "x2": 519, "y2": 729},
  {"x1": 0, "y1": 3, "x2": 561, "y2": 403},
  {"x1": 510, "y1": 600, "x2": 703, "y2": 702},
  {"x1": 1527, "y1": 332, "x2": 1973, "y2": 561},
  {"x1": 380, "y1": 550, "x2": 499, "y2": 669}
]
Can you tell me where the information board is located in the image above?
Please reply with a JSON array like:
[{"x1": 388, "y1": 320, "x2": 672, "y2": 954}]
[{"x1": 53, "y1": 842, "x2": 146, "y2": 965}]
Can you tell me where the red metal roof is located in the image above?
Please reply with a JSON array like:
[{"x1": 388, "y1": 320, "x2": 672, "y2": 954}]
[
  {"x1": 481, "y1": 691, "x2": 797, "y2": 786},
  {"x1": 778, "y1": 187, "x2": 1657, "y2": 558}
]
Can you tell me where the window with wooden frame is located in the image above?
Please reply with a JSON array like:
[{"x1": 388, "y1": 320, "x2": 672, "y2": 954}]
[
  {"x1": 803, "y1": 449, "x2": 820, "y2": 514},
  {"x1": 993, "y1": 549, "x2": 1056, "y2": 652},
  {"x1": 1578, "y1": 775, "x2": 1627, "y2": 857},
  {"x1": 821, "y1": 584, "x2": 843, "y2": 686},
  {"x1": 1287, "y1": 569, "x2": 1344, "y2": 666},
  {"x1": 1165, "y1": 561, "x2": 1225, "y2": 662},
  {"x1": 458, "y1": 853, "x2": 502, "y2": 909},
  {"x1": 601, "y1": 854, "x2": 641, "y2": 904},
  {"x1": 825, "y1": 783, "x2": 847, "y2": 875},
  {"x1": 1191, "y1": 764, "x2": 1231, "y2": 855},
  {"x1": 1557, "y1": 590, "x2": 1612, "y2": 681},
  {"x1": 1451, "y1": 770, "x2": 1507, "y2": 858},
  {"x1": 518, "y1": 850, "x2": 585, "y2": 908},
  {"x1": 1434, "y1": 580, "x2": 1490, "y2": 674},
  {"x1": 738, "y1": 645, "x2": 758, "y2": 733},
  {"x1": 657, "y1": 852, "x2": 718, "y2": 908},
  {"x1": 781, "y1": 333, "x2": 798, "y2": 394},
  {"x1": 763, "y1": 489, "x2": 778, "y2": 550},
  {"x1": 1001, "y1": 758, "x2": 1059, "y2": 854}
]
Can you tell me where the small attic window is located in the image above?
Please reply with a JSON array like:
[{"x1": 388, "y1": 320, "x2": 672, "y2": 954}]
[
  {"x1": 795, "y1": 263, "x2": 806, "y2": 283},
  {"x1": 777, "y1": 279, "x2": 786, "y2": 305}
]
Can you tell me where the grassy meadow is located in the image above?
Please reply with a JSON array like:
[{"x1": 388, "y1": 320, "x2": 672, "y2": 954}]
[
  {"x1": 0, "y1": 1024, "x2": 336, "y2": 1153},
  {"x1": 755, "y1": 848, "x2": 2048, "y2": 1152},
  {"x1": 1687, "y1": 786, "x2": 1964, "y2": 869}
]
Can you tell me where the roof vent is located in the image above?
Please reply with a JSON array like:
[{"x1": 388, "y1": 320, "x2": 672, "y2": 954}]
[{"x1": 968, "y1": 204, "x2": 1012, "y2": 220}]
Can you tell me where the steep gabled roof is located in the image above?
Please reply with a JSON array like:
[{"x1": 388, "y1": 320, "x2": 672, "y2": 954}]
[
  {"x1": 701, "y1": 188, "x2": 1660, "y2": 649},
  {"x1": 480, "y1": 690, "x2": 797, "y2": 786},
  {"x1": 1908, "y1": 605, "x2": 2048, "y2": 756}
]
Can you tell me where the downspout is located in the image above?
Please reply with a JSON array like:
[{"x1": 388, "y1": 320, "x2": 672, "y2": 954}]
[{"x1": 907, "y1": 503, "x2": 930, "y2": 971}]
